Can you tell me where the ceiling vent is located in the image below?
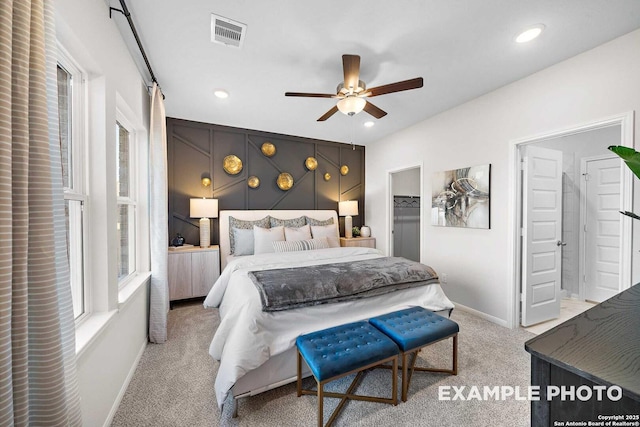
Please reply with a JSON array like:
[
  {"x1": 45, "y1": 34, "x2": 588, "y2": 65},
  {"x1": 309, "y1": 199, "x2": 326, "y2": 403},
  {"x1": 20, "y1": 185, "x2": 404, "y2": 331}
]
[{"x1": 211, "y1": 14, "x2": 246, "y2": 48}]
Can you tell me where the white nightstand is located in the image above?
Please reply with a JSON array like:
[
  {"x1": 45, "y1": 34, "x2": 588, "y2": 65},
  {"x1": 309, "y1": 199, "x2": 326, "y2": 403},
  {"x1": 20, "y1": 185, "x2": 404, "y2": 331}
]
[
  {"x1": 167, "y1": 245, "x2": 220, "y2": 301},
  {"x1": 339, "y1": 237, "x2": 376, "y2": 249}
]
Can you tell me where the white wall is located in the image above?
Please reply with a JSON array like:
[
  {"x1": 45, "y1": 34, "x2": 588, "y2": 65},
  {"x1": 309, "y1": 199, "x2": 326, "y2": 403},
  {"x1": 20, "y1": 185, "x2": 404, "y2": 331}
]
[
  {"x1": 55, "y1": 0, "x2": 151, "y2": 425},
  {"x1": 392, "y1": 168, "x2": 421, "y2": 196},
  {"x1": 75, "y1": 287, "x2": 148, "y2": 426},
  {"x1": 366, "y1": 29, "x2": 640, "y2": 324}
]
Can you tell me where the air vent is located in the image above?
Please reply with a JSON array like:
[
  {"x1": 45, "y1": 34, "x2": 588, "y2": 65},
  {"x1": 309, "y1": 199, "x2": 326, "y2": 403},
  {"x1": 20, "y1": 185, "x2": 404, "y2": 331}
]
[{"x1": 211, "y1": 14, "x2": 246, "y2": 48}]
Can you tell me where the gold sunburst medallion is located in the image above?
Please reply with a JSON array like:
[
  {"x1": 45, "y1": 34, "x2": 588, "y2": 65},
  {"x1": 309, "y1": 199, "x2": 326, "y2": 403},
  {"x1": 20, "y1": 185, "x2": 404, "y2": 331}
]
[
  {"x1": 223, "y1": 155, "x2": 243, "y2": 175},
  {"x1": 305, "y1": 157, "x2": 318, "y2": 171},
  {"x1": 261, "y1": 142, "x2": 276, "y2": 157},
  {"x1": 277, "y1": 172, "x2": 294, "y2": 190},
  {"x1": 248, "y1": 176, "x2": 260, "y2": 188}
]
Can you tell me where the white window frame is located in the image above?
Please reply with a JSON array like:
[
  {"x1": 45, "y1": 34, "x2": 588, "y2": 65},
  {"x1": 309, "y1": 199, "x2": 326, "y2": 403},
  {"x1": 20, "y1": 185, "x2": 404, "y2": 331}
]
[
  {"x1": 115, "y1": 112, "x2": 139, "y2": 289},
  {"x1": 56, "y1": 36, "x2": 151, "y2": 354},
  {"x1": 57, "y1": 44, "x2": 90, "y2": 324}
]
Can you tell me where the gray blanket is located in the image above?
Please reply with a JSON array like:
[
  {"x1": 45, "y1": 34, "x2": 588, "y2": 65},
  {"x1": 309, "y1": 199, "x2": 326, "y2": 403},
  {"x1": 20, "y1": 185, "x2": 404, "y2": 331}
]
[{"x1": 248, "y1": 257, "x2": 439, "y2": 312}]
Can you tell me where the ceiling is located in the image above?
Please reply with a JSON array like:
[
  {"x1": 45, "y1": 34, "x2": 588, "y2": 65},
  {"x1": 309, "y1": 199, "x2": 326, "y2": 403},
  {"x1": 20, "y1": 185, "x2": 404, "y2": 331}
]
[{"x1": 111, "y1": 0, "x2": 640, "y2": 146}]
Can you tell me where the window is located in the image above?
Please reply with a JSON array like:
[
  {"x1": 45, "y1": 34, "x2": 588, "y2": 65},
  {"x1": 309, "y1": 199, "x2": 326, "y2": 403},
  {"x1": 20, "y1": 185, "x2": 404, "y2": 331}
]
[
  {"x1": 57, "y1": 51, "x2": 87, "y2": 320},
  {"x1": 56, "y1": 37, "x2": 151, "y2": 355},
  {"x1": 116, "y1": 120, "x2": 137, "y2": 285}
]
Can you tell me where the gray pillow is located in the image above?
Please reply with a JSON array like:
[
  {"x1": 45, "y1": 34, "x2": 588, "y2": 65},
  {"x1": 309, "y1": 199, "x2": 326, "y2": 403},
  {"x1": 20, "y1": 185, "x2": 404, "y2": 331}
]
[
  {"x1": 270, "y1": 216, "x2": 306, "y2": 228},
  {"x1": 232, "y1": 228, "x2": 255, "y2": 256},
  {"x1": 305, "y1": 216, "x2": 334, "y2": 226},
  {"x1": 229, "y1": 216, "x2": 270, "y2": 254}
]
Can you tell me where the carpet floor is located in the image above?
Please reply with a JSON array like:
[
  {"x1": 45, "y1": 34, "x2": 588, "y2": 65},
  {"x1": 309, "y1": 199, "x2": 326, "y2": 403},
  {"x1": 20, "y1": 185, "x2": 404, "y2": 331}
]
[{"x1": 111, "y1": 300, "x2": 535, "y2": 426}]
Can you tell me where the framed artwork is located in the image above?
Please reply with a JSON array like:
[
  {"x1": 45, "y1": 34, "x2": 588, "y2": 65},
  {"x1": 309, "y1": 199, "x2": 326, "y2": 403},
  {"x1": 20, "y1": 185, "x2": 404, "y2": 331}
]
[{"x1": 431, "y1": 164, "x2": 491, "y2": 229}]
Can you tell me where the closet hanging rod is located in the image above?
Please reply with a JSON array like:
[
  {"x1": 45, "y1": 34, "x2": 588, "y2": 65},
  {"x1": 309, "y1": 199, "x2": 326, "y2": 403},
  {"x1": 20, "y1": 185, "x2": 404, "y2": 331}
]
[{"x1": 110, "y1": 0, "x2": 164, "y2": 98}]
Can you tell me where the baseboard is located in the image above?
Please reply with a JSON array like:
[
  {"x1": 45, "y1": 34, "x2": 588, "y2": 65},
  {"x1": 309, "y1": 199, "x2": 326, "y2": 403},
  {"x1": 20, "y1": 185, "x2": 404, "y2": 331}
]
[
  {"x1": 102, "y1": 337, "x2": 148, "y2": 427},
  {"x1": 451, "y1": 301, "x2": 509, "y2": 328}
]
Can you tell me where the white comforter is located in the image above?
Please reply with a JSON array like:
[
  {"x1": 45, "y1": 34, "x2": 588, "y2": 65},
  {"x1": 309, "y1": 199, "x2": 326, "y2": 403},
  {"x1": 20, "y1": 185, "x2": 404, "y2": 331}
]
[{"x1": 203, "y1": 247, "x2": 455, "y2": 407}]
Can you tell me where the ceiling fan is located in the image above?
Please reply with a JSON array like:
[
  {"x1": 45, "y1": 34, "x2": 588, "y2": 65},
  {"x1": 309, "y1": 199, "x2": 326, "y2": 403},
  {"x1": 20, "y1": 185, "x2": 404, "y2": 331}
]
[{"x1": 285, "y1": 54, "x2": 423, "y2": 122}]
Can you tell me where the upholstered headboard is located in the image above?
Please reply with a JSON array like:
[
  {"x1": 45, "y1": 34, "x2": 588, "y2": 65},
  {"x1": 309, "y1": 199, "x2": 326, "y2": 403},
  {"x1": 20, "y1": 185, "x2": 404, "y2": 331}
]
[{"x1": 219, "y1": 210, "x2": 339, "y2": 268}]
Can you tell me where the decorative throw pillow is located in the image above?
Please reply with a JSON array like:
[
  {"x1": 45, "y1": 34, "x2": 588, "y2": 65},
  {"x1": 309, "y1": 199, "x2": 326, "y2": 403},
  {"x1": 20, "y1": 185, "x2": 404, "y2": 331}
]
[
  {"x1": 253, "y1": 225, "x2": 285, "y2": 254},
  {"x1": 284, "y1": 224, "x2": 312, "y2": 241},
  {"x1": 310, "y1": 224, "x2": 340, "y2": 248},
  {"x1": 270, "y1": 216, "x2": 306, "y2": 228},
  {"x1": 232, "y1": 228, "x2": 254, "y2": 256},
  {"x1": 228, "y1": 216, "x2": 270, "y2": 254},
  {"x1": 273, "y1": 237, "x2": 330, "y2": 253},
  {"x1": 305, "y1": 216, "x2": 334, "y2": 226}
]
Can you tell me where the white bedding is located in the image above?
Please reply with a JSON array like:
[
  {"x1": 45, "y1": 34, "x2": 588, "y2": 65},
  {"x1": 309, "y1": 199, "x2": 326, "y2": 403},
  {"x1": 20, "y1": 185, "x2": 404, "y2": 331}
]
[{"x1": 203, "y1": 246, "x2": 455, "y2": 407}]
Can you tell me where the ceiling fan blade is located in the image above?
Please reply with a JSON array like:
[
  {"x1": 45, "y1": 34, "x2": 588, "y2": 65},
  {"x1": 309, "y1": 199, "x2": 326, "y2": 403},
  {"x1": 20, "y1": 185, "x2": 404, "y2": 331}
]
[
  {"x1": 285, "y1": 92, "x2": 336, "y2": 98},
  {"x1": 363, "y1": 101, "x2": 387, "y2": 119},
  {"x1": 317, "y1": 105, "x2": 339, "y2": 121},
  {"x1": 364, "y1": 77, "x2": 424, "y2": 97},
  {"x1": 342, "y1": 54, "x2": 360, "y2": 93}
]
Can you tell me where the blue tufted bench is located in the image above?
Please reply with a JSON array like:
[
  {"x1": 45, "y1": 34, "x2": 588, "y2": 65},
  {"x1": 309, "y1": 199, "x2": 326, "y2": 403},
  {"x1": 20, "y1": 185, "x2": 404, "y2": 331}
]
[
  {"x1": 296, "y1": 321, "x2": 399, "y2": 427},
  {"x1": 369, "y1": 306, "x2": 459, "y2": 401}
]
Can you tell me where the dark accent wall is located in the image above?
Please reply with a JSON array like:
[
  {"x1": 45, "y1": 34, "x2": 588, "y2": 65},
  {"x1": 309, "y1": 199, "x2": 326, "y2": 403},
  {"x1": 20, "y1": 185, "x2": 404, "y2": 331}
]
[{"x1": 167, "y1": 117, "x2": 366, "y2": 246}]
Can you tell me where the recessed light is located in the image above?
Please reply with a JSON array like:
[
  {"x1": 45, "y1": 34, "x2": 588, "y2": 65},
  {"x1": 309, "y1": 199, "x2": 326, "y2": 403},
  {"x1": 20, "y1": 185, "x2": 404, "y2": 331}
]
[
  {"x1": 515, "y1": 24, "x2": 545, "y2": 43},
  {"x1": 214, "y1": 89, "x2": 229, "y2": 99},
  {"x1": 363, "y1": 121, "x2": 375, "y2": 128}
]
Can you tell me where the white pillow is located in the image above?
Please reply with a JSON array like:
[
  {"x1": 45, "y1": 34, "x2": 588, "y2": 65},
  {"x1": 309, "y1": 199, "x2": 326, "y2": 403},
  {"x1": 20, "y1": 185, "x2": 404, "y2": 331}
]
[
  {"x1": 229, "y1": 215, "x2": 270, "y2": 254},
  {"x1": 284, "y1": 224, "x2": 312, "y2": 241},
  {"x1": 232, "y1": 228, "x2": 254, "y2": 256},
  {"x1": 273, "y1": 238, "x2": 329, "y2": 253},
  {"x1": 254, "y1": 225, "x2": 285, "y2": 254},
  {"x1": 310, "y1": 224, "x2": 340, "y2": 248}
]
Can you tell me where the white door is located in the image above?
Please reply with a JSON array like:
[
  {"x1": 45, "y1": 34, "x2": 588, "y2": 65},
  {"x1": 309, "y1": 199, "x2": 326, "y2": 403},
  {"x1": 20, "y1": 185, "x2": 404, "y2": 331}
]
[
  {"x1": 521, "y1": 146, "x2": 563, "y2": 327},
  {"x1": 583, "y1": 157, "x2": 621, "y2": 302}
]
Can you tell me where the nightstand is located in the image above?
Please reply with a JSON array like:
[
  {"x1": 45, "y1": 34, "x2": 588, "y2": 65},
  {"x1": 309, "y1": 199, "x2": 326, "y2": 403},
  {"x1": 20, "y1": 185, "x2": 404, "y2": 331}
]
[
  {"x1": 167, "y1": 245, "x2": 220, "y2": 301},
  {"x1": 339, "y1": 237, "x2": 376, "y2": 249}
]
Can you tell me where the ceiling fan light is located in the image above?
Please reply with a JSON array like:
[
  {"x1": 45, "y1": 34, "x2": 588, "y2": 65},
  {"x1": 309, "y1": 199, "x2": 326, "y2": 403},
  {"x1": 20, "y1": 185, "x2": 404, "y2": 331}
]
[{"x1": 337, "y1": 97, "x2": 366, "y2": 116}]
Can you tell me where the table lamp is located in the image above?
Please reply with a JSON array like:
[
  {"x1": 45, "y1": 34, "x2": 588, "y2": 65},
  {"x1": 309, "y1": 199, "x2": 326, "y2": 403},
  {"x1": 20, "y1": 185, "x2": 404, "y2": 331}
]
[
  {"x1": 190, "y1": 198, "x2": 218, "y2": 248},
  {"x1": 338, "y1": 200, "x2": 358, "y2": 238}
]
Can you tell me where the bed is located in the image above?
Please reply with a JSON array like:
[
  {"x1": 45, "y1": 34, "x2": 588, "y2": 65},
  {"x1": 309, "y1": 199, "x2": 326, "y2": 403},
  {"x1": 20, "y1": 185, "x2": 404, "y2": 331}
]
[{"x1": 203, "y1": 209, "x2": 455, "y2": 412}]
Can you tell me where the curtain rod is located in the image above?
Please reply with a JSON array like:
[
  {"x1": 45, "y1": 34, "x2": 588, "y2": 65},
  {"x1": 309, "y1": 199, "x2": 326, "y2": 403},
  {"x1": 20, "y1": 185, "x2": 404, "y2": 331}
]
[{"x1": 110, "y1": 0, "x2": 164, "y2": 98}]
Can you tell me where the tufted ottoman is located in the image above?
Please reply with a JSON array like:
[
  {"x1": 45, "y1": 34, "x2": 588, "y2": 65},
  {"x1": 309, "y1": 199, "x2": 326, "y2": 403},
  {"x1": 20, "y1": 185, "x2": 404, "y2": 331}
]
[
  {"x1": 369, "y1": 306, "x2": 459, "y2": 401},
  {"x1": 296, "y1": 321, "x2": 399, "y2": 427}
]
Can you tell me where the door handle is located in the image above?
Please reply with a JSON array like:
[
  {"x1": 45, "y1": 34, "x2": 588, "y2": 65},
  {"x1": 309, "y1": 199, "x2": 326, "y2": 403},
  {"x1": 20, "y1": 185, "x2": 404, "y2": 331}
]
[{"x1": 557, "y1": 240, "x2": 567, "y2": 247}]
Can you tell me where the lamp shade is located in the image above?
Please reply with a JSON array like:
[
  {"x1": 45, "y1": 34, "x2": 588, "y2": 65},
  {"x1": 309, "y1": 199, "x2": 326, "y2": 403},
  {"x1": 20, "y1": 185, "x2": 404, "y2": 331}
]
[
  {"x1": 338, "y1": 200, "x2": 358, "y2": 216},
  {"x1": 337, "y1": 97, "x2": 366, "y2": 116},
  {"x1": 190, "y1": 198, "x2": 218, "y2": 218}
]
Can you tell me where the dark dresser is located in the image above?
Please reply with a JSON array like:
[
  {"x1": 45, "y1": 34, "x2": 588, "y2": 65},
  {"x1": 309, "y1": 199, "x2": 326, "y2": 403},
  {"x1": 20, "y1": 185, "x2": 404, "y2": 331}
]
[{"x1": 525, "y1": 284, "x2": 640, "y2": 426}]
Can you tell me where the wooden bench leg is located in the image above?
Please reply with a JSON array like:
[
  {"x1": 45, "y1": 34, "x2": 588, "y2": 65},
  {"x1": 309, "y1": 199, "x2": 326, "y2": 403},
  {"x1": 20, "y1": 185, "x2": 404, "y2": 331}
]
[
  {"x1": 317, "y1": 380, "x2": 323, "y2": 427},
  {"x1": 411, "y1": 334, "x2": 459, "y2": 375},
  {"x1": 402, "y1": 333, "x2": 459, "y2": 400},
  {"x1": 401, "y1": 352, "x2": 409, "y2": 402},
  {"x1": 298, "y1": 355, "x2": 399, "y2": 426},
  {"x1": 452, "y1": 334, "x2": 458, "y2": 375},
  {"x1": 392, "y1": 356, "x2": 398, "y2": 405},
  {"x1": 297, "y1": 350, "x2": 302, "y2": 397}
]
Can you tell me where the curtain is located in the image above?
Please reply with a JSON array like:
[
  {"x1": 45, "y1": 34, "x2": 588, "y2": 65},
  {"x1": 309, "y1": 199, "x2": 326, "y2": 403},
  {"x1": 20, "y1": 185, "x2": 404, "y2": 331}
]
[
  {"x1": 148, "y1": 83, "x2": 169, "y2": 343},
  {"x1": 0, "y1": 0, "x2": 82, "y2": 425}
]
